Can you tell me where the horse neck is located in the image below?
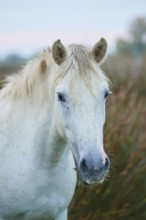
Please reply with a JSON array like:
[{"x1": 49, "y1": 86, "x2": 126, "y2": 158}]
[
  {"x1": 42, "y1": 123, "x2": 66, "y2": 166},
  {"x1": 31, "y1": 99, "x2": 69, "y2": 169}
]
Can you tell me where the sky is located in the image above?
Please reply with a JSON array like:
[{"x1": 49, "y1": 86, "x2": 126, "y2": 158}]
[{"x1": 0, "y1": 0, "x2": 146, "y2": 58}]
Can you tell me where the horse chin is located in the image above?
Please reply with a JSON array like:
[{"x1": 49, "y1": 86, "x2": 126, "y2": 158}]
[
  {"x1": 77, "y1": 168, "x2": 105, "y2": 186},
  {"x1": 82, "y1": 177, "x2": 105, "y2": 186},
  {"x1": 82, "y1": 176, "x2": 105, "y2": 186}
]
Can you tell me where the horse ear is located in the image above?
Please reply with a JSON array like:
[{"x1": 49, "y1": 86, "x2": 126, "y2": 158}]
[
  {"x1": 40, "y1": 60, "x2": 47, "y2": 73},
  {"x1": 92, "y1": 38, "x2": 107, "y2": 63},
  {"x1": 52, "y1": 39, "x2": 67, "y2": 65}
]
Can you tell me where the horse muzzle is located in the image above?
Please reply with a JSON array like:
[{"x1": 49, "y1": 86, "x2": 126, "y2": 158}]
[{"x1": 77, "y1": 155, "x2": 110, "y2": 185}]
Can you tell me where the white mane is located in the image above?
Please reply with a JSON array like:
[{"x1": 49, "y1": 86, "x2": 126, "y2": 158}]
[
  {"x1": 0, "y1": 44, "x2": 109, "y2": 103},
  {"x1": 0, "y1": 48, "x2": 51, "y2": 102}
]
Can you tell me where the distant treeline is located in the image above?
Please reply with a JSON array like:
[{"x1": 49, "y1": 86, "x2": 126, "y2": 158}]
[
  {"x1": 116, "y1": 17, "x2": 146, "y2": 56},
  {"x1": 0, "y1": 54, "x2": 28, "y2": 79}
]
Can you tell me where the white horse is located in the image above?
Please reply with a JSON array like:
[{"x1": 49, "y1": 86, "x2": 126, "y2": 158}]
[{"x1": 0, "y1": 38, "x2": 110, "y2": 220}]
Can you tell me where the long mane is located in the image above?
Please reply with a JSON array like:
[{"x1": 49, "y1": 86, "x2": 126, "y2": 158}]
[
  {"x1": 0, "y1": 48, "x2": 51, "y2": 102},
  {"x1": 0, "y1": 44, "x2": 109, "y2": 102}
]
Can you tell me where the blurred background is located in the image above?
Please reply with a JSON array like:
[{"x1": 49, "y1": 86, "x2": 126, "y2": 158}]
[{"x1": 0, "y1": 0, "x2": 146, "y2": 219}]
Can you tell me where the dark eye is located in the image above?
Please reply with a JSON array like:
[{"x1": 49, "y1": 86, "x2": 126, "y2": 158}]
[
  {"x1": 57, "y1": 92, "x2": 66, "y2": 102},
  {"x1": 104, "y1": 91, "x2": 109, "y2": 99}
]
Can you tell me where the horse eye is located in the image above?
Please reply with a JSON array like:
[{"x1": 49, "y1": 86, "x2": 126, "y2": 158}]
[
  {"x1": 57, "y1": 92, "x2": 66, "y2": 102},
  {"x1": 104, "y1": 91, "x2": 109, "y2": 99}
]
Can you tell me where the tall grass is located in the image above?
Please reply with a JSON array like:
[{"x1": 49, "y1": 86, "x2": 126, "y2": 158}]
[{"x1": 69, "y1": 54, "x2": 146, "y2": 220}]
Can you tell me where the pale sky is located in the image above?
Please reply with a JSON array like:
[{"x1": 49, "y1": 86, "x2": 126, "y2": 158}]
[{"x1": 0, "y1": 0, "x2": 146, "y2": 58}]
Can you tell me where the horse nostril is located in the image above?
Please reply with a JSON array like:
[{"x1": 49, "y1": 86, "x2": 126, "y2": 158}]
[
  {"x1": 80, "y1": 158, "x2": 88, "y2": 173},
  {"x1": 103, "y1": 157, "x2": 110, "y2": 172}
]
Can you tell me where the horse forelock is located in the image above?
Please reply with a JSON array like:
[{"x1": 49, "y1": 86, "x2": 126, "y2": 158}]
[
  {"x1": 69, "y1": 44, "x2": 92, "y2": 73},
  {"x1": 54, "y1": 44, "x2": 109, "y2": 89}
]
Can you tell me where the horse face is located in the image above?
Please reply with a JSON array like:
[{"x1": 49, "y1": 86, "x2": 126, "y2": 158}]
[
  {"x1": 52, "y1": 39, "x2": 110, "y2": 185},
  {"x1": 55, "y1": 74, "x2": 110, "y2": 185}
]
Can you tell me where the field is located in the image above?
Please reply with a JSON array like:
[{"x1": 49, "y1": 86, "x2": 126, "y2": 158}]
[{"x1": 0, "y1": 54, "x2": 146, "y2": 220}]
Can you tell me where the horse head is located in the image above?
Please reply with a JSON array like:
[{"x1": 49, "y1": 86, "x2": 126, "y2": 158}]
[{"x1": 51, "y1": 39, "x2": 110, "y2": 185}]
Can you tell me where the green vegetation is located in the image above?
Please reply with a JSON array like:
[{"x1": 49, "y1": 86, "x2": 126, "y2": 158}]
[
  {"x1": 117, "y1": 17, "x2": 146, "y2": 56},
  {"x1": 69, "y1": 54, "x2": 146, "y2": 220}
]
